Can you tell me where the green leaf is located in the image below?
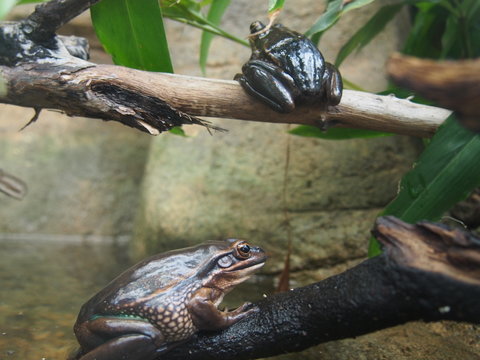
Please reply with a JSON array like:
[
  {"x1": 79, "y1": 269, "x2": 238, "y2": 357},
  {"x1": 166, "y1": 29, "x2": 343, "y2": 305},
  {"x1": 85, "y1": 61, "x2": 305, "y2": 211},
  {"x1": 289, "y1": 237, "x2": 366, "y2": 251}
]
[
  {"x1": 268, "y1": 0, "x2": 285, "y2": 13},
  {"x1": 342, "y1": 78, "x2": 367, "y2": 92},
  {"x1": 16, "y1": 0, "x2": 48, "y2": 3},
  {"x1": 343, "y1": 0, "x2": 378, "y2": 12},
  {"x1": 161, "y1": 0, "x2": 247, "y2": 47},
  {"x1": 15, "y1": 0, "x2": 45, "y2": 4},
  {"x1": 0, "y1": 0, "x2": 16, "y2": 20},
  {"x1": 168, "y1": 126, "x2": 188, "y2": 136},
  {"x1": 335, "y1": 3, "x2": 404, "y2": 67},
  {"x1": 199, "y1": 0, "x2": 231, "y2": 75},
  {"x1": 440, "y1": 13, "x2": 461, "y2": 58},
  {"x1": 289, "y1": 125, "x2": 391, "y2": 140},
  {"x1": 456, "y1": 0, "x2": 480, "y2": 58},
  {"x1": 305, "y1": 0, "x2": 376, "y2": 38},
  {"x1": 304, "y1": 0, "x2": 342, "y2": 38},
  {"x1": 368, "y1": 114, "x2": 480, "y2": 256},
  {"x1": 91, "y1": 0, "x2": 173, "y2": 72}
]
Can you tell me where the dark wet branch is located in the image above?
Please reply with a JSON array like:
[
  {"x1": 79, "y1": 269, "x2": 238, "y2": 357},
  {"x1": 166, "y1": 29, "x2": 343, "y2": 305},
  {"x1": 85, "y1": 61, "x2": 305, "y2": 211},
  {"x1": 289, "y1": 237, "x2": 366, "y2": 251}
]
[
  {"x1": 21, "y1": 0, "x2": 101, "y2": 43},
  {"x1": 160, "y1": 217, "x2": 480, "y2": 360},
  {"x1": 0, "y1": 62, "x2": 224, "y2": 134}
]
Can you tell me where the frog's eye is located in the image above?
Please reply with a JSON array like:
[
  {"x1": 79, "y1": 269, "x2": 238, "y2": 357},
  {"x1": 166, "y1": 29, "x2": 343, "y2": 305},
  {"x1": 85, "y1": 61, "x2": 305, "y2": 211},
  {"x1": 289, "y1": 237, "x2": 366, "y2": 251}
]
[
  {"x1": 250, "y1": 21, "x2": 265, "y2": 34},
  {"x1": 236, "y1": 243, "x2": 251, "y2": 258},
  {"x1": 218, "y1": 255, "x2": 233, "y2": 268}
]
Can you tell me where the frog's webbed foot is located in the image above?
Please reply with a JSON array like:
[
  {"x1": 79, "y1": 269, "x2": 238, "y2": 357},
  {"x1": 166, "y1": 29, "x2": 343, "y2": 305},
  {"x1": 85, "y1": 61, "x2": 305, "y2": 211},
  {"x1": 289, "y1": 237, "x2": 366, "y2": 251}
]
[
  {"x1": 189, "y1": 296, "x2": 257, "y2": 331},
  {"x1": 235, "y1": 60, "x2": 297, "y2": 113}
]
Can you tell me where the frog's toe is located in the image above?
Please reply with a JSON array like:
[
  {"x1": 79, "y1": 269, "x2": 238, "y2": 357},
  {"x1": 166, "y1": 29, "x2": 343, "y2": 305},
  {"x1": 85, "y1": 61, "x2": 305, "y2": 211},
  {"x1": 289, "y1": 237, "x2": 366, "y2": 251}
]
[{"x1": 323, "y1": 62, "x2": 343, "y2": 106}]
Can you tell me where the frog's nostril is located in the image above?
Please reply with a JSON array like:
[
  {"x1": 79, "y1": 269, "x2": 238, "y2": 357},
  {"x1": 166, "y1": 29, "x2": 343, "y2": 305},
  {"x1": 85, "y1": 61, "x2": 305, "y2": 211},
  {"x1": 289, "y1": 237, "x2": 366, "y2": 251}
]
[{"x1": 250, "y1": 21, "x2": 265, "y2": 34}]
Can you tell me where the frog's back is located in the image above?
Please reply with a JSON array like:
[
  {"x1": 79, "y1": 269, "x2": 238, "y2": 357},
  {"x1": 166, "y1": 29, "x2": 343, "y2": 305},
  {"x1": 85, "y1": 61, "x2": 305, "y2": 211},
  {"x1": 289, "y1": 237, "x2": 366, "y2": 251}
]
[
  {"x1": 269, "y1": 35, "x2": 325, "y2": 96},
  {"x1": 77, "y1": 243, "x2": 223, "y2": 321}
]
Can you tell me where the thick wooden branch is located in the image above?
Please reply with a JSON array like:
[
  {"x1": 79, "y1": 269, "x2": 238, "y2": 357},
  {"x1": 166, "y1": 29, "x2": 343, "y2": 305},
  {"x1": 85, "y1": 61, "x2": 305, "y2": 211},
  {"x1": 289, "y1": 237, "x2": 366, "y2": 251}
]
[
  {"x1": 0, "y1": 1, "x2": 451, "y2": 137},
  {"x1": 158, "y1": 217, "x2": 480, "y2": 360},
  {"x1": 0, "y1": 60, "x2": 451, "y2": 137},
  {"x1": 388, "y1": 53, "x2": 480, "y2": 132}
]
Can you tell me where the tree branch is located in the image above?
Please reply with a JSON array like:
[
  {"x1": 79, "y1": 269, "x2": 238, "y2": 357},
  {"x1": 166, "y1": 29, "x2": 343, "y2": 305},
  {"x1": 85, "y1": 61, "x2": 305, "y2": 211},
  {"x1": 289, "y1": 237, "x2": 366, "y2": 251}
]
[
  {"x1": 157, "y1": 217, "x2": 480, "y2": 360},
  {"x1": 0, "y1": 61, "x2": 451, "y2": 137},
  {"x1": 1, "y1": 4, "x2": 456, "y2": 139},
  {"x1": 0, "y1": 1, "x2": 452, "y2": 136}
]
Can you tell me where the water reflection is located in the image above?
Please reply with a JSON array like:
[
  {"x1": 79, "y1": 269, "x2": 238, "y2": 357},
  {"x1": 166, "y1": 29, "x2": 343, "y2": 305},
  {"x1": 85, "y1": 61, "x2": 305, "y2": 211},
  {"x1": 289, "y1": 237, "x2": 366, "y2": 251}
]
[{"x1": 0, "y1": 235, "x2": 130, "y2": 359}]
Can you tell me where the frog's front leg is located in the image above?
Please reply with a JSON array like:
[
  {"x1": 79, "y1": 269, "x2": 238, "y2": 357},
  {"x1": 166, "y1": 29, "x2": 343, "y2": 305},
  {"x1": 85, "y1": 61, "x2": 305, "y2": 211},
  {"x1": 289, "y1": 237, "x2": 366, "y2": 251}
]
[
  {"x1": 74, "y1": 317, "x2": 166, "y2": 360},
  {"x1": 188, "y1": 287, "x2": 257, "y2": 331},
  {"x1": 235, "y1": 59, "x2": 298, "y2": 113}
]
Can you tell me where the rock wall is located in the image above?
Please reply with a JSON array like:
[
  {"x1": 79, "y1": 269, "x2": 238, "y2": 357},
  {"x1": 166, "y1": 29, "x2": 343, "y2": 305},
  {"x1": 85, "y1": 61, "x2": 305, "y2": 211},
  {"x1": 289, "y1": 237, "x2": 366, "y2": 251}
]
[{"x1": 0, "y1": 8, "x2": 150, "y2": 238}]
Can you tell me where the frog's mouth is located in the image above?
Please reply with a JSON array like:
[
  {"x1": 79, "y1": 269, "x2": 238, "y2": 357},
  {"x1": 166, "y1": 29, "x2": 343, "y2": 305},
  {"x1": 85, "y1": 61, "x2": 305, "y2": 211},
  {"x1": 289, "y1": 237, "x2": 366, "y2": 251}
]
[
  {"x1": 230, "y1": 254, "x2": 267, "y2": 272},
  {"x1": 207, "y1": 246, "x2": 267, "y2": 294},
  {"x1": 234, "y1": 261, "x2": 266, "y2": 277},
  {"x1": 220, "y1": 256, "x2": 267, "y2": 290}
]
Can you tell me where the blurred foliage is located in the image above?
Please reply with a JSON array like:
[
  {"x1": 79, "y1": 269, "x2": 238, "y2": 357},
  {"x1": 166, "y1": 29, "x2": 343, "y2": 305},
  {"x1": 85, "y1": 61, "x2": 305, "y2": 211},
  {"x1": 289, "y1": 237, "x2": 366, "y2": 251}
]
[
  {"x1": 289, "y1": 126, "x2": 391, "y2": 140},
  {"x1": 0, "y1": 0, "x2": 16, "y2": 19}
]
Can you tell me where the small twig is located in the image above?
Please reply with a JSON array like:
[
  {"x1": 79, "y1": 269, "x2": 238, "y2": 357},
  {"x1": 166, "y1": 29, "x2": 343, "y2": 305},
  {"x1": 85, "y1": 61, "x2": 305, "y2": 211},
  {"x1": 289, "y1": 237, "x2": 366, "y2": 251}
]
[{"x1": 19, "y1": 107, "x2": 41, "y2": 131}]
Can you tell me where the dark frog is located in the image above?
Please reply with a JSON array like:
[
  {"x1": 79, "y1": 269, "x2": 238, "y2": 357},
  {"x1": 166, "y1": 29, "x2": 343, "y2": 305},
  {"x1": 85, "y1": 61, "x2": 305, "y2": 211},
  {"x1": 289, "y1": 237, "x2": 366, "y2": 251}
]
[
  {"x1": 235, "y1": 21, "x2": 343, "y2": 113},
  {"x1": 72, "y1": 239, "x2": 267, "y2": 360}
]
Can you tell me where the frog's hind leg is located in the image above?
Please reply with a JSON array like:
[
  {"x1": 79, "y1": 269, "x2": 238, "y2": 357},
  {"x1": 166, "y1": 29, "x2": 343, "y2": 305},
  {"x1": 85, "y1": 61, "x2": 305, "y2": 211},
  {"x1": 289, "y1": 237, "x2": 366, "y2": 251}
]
[
  {"x1": 235, "y1": 60, "x2": 297, "y2": 113},
  {"x1": 78, "y1": 334, "x2": 160, "y2": 360},
  {"x1": 75, "y1": 317, "x2": 164, "y2": 360}
]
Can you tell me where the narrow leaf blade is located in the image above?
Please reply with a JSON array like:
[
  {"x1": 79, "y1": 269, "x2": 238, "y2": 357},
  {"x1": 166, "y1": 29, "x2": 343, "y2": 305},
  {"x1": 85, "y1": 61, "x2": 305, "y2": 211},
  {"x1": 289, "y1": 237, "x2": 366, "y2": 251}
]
[
  {"x1": 343, "y1": 0, "x2": 376, "y2": 12},
  {"x1": 335, "y1": 3, "x2": 403, "y2": 67},
  {"x1": 199, "y1": 0, "x2": 230, "y2": 75},
  {"x1": 305, "y1": 0, "x2": 343, "y2": 37},
  {"x1": 305, "y1": 0, "x2": 376, "y2": 37},
  {"x1": 16, "y1": 0, "x2": 48, "y2": 4}
]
